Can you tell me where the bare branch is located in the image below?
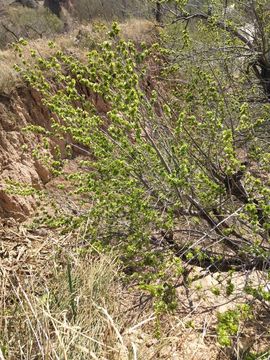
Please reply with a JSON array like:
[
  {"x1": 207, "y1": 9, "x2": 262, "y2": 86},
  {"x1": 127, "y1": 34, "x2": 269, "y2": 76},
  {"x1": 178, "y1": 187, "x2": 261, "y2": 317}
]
[{"x1": 173, "y1": 12, "x2": 254, "y2": 49}]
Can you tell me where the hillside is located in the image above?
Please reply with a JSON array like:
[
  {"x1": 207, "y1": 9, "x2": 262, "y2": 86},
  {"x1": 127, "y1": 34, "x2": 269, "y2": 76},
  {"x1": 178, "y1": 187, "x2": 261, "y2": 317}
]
[
  {"x1": 0, "y1": 1, "x2": 270, "y2": 360},
  {"x1": 0, "y1": 33, "x2": 226, "y2": 360}
]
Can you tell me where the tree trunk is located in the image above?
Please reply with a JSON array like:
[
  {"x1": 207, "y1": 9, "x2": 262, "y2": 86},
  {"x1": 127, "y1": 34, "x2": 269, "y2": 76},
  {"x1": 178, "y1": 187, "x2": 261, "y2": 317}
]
[
  {"x1": 155, "y1": 1, "x2": 162, "y2": 23},
  {"x1": 44, "y1": 0, "x2": 61, "y2": 17},
  {"x1": 259, "y1": 60, "x2": 270, "y2": 99},
  {"x1": 121, "y1": 0, "x2": 127, "y2": 18}
]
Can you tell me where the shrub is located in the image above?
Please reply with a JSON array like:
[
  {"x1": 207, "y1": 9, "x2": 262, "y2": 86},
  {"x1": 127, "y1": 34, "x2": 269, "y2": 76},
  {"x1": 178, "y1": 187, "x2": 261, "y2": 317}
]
[{"x1": 14, "y1": 3, "x2": 270, "y2": 349}]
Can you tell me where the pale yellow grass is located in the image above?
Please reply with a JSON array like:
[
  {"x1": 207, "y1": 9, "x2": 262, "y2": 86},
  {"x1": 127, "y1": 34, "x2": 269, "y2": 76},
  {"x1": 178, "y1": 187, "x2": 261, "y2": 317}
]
[
  {"x1": 120, "y1": 18, "x2": 158, "y2": 43},
  {"x1": 0, "y1": 221, "x2": 223, "y2": 360},
  {"x1": 0, "y1": 61, "x2": 17, "y2": 93}
]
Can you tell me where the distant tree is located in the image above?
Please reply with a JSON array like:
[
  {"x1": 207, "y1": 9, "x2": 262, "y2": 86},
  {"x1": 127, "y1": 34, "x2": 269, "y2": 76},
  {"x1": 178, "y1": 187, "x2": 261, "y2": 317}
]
[
  {"x1": 44, "y1": 0, "x2": 61, "y2": 17},
  {"x1": 155, "y1": 1, "x2": 162, "y2": 22},
  {"x1": 121, "y1": 0, "x2": 127, "y2": 18},
  {"x1": 44, "y1": 0, "x2": 74, "y2": 17}
]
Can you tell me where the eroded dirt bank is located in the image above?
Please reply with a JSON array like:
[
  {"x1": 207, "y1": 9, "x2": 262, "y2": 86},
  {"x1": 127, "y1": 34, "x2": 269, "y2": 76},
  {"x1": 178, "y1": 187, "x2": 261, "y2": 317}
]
[{"x1": 0, "y1": 86, "x2": 66, "y2": 219}]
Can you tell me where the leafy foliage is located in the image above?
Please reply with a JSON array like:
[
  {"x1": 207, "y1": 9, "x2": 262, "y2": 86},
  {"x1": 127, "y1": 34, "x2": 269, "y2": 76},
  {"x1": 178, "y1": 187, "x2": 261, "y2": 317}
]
[
  {"x1": 13, "y1": 0, "x2": 270, "y2": 350},
  {"x1": 217, "y1": 304, "x2": 252, "y2": 347}
]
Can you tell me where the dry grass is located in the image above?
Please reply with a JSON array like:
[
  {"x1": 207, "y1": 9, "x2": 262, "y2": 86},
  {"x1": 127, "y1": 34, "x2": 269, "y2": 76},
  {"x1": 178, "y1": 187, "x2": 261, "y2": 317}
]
[
  {"x1": 0, "y1": 207, "x2": 270, "y2": 359},
  {"x1": 0, "y1": 220, "x2": 222, "y2": 360},
  {"x1": 0, "y1": 222, "x2": 130, "y2": 359},
  {"x1": 120, "y1": 19, "x2": 158, "y2": 44},
  {"x1": 0, "y1": 30, "x2": 78, "y2": 93},
  {"x1": 2, "y1": 220, "x2": 268, "y2": 360},
  {"x1": 69, "y1": 18, "x2": 158, "y2": 50},
  {"x1": 0, "y1": 62, "x2": 18, "y2": 93}
]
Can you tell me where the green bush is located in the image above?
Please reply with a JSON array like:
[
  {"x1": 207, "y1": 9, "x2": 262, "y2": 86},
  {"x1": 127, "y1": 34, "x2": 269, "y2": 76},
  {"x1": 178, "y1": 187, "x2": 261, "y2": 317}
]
[{"x1": 14, "y1": 0, "x2": 270, "y2": 347}]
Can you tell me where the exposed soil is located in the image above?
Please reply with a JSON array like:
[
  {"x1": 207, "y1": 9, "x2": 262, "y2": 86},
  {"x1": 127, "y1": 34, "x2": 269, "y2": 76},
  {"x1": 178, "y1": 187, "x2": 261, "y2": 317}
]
[{"x1": 0, "y1": 86, "x2": 67, "y2": 219}]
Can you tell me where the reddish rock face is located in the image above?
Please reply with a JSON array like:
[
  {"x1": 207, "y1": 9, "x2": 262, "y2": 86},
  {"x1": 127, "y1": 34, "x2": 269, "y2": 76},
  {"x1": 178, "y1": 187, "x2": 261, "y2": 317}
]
[{"x1": 0, "y1": 87, "x2": 68, "y2": 220}]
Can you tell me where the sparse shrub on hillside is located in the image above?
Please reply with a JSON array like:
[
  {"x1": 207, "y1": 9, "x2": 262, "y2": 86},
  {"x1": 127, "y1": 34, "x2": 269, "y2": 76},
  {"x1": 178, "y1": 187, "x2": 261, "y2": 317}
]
[
  {"x1": 73, "y1": 0, "x2": 152, "y2": 21},
  {"x1": 0, "y1": 7, "x2": 64, "y2": 48},
  {"x1": 8, "y1": 0, "x2": 270, "y2": 356},
  {"x1": 73, "y1": 19, "x2": 157, "y2": 50}
]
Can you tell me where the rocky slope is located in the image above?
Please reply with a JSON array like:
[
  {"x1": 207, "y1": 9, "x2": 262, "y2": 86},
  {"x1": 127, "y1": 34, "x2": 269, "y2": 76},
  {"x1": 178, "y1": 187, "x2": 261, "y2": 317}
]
[{"x1": 0, "y1": 86, "x2": 64, "y2": 219}]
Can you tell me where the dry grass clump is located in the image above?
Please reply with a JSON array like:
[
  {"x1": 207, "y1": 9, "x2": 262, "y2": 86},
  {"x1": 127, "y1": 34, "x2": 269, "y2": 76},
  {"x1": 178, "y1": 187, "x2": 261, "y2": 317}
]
[
  {"x1": 0, "y1": 239, "x2": 129, "y2": 359},
  {"x1": 0, "y1": 34, "x2": 75, "y2": 93},
  {"x1": 0, "y1": 221, "x2": 221, "y2": 360},
  {"x1": 69, "y1": 18, "x2": 157, "y2": 53},
  {"x1": 0, "y1": 221, "x2": 160, "y2": 359},
  {"x1": 1, "y1": 220, "x2": 269, "y2": 359},
  {"x1": 0, "y1": 61, "x2": 18, "y2": 93},
  {"x1": 120, "y1": 19, "x2": 158, "y2": 44}
]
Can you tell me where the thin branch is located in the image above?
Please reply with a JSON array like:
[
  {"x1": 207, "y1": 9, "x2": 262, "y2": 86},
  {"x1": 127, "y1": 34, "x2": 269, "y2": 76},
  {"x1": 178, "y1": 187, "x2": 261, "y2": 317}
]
[
  {"x1": 172, "y1": 12, "x2": 254, "y2": 49},
  {"x1": 1, "y1": 22, "x2": 19, "y2": 41}
]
